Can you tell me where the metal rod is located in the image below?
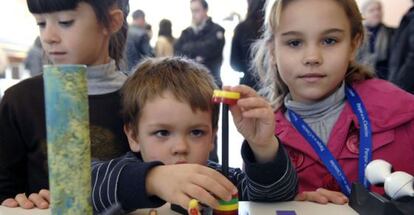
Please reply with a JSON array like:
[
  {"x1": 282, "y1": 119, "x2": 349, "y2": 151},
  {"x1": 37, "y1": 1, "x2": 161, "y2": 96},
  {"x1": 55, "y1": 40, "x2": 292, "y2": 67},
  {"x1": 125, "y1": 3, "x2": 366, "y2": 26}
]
[{"x1": 222, "y1": 103, "x2": 229, "y2": 177}]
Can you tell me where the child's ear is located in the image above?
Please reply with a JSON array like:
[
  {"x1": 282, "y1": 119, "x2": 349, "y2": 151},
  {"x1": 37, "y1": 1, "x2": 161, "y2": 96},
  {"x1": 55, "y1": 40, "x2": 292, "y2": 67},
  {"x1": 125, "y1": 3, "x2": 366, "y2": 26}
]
[
  {"x1": 124, "y1": 124, "x2": 140, "y2": 152},
  {"x1": 104, "y1": 8, "x2": 124, "y2": 35}
]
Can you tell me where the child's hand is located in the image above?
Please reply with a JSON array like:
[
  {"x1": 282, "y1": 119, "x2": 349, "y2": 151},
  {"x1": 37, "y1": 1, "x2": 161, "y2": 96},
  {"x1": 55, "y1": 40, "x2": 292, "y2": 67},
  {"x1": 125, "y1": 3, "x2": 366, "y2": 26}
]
[
  {"x1": 145, "y1": 164, "x2": 237, "y2": 210},
  {"x1": 295, "y1": 188, "x2": 348, "y2": 205},
  {"x1": 1, "y1": 189, "x2": 50, "y2": 209},
  {"x1": 225, "y1": 85, "x2": 279, "y2": 163}
]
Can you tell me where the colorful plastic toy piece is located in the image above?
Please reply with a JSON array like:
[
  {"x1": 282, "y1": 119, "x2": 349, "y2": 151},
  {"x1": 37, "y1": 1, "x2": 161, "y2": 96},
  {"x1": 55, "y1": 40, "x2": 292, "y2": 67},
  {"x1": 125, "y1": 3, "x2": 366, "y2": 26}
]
[
  {"x1": 211, "y1": 90, "x2": 240, "y2": 215},
  {"x1": 213, "y1": 193, "x2": 238, "y2": 215},
  {"x1": 212, "y1": 90, "x2": 240, "y2": 105},
  {"x1": 189, "y1": 199, "x2": 200, "y2": 215}
]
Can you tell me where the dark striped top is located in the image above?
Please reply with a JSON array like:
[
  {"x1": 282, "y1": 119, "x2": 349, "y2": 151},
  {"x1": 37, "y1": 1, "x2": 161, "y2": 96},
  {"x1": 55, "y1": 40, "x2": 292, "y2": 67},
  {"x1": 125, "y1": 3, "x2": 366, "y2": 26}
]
[{"x1": 92, "y1": 140, "x2": 298, "y2": 213}]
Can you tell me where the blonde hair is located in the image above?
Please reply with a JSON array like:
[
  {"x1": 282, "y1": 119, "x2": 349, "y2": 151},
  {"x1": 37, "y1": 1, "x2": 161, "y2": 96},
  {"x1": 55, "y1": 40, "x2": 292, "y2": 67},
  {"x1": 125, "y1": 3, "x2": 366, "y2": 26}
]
[
  {"x1": 121, "y1": 57, "x2": 219, "y2": 136},
  {"x1": 252, "y1": 0, "x2": 375, "y2": 107}
]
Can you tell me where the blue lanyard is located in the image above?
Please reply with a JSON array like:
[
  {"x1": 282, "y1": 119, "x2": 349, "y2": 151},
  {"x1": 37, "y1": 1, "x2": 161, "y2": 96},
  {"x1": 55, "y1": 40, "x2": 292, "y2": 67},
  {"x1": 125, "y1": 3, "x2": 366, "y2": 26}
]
[{"x1": 287, "y1": 86, "x2": 372, "y2": 196}]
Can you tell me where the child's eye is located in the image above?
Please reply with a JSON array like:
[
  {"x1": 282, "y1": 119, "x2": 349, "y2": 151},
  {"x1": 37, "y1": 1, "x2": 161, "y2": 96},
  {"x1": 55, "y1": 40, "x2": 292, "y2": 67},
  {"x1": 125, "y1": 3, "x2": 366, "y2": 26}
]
[
  {"x1": 59, "y1": 20, "x2": 74, "y2": 27},
  {"x1": 153, "y1": 130, "x2": 170, "y2": 137},
  {"x1": 287, "y1": 40, "x2": 302, "y2": 48},
  {"x1": 37, "y1": 22, "x2": 46, "y2": 28},
  {"x1": 322, "y1": 38, "x2": 337, "y2": 46},
  {"x1": 191, "y1": 129, "x2": 205, "y2": 137}
]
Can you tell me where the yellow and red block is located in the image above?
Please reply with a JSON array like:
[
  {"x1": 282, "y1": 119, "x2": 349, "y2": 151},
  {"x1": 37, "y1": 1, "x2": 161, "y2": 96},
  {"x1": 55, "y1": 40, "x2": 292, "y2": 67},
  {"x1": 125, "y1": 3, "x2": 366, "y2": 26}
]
[{"x1": 212, "y1": 90, "x2": 240, "y2": 105}]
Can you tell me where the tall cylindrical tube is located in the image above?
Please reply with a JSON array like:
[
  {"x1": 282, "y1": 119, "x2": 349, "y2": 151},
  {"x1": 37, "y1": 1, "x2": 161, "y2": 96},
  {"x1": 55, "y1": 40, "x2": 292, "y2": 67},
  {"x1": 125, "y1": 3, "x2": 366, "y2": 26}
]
[{"x1": 44, "y1": 64, "x2": 92, "y2": 215}]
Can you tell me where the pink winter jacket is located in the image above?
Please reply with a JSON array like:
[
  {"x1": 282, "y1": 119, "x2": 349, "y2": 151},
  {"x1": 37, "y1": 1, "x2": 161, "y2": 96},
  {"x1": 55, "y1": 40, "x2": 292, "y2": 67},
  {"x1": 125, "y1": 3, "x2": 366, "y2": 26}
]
[{"x1": 275, "y1": 79, "x2": 414, "y2": 194}]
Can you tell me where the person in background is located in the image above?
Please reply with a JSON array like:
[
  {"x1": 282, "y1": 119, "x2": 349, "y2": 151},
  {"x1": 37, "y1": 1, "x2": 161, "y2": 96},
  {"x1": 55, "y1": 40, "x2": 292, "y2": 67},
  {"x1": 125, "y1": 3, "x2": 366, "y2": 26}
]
[
  {"x1": 388, "y1": 0, "x2": 414, "y2": 94},
  {"x1": 230, "y1": 0, "x2": 266, "y2": 90},
  {"x1": 0, "y1": 0, "x2": 131, "y2": 208},
  {"x1": 253, "y1": 0, "x2": 414, "y2": 205},
  {"x1": 155, "y1": 19, "x2": 175, "y2": 57},
  {"x1": 0, "y1": 47, "x2": 9, "y2": 101},
  {"x1": 174, "y1": 0, "x2": 225, "y2": 88},
  {"x1": 91, "y1": 57, "x2": 298, "y2": 213},
  {"x1": 124, "y1": 9, "x2": 153, "y2": 72},
  {"x1": 0, "y1": 47, "x2": 8, "y2": 78},
  {"x1": 24, "y1": 36, "x2": 45, "y2": 77},
  {"x1": 145, "y1": 23, "x2": 153, "y2": 41},
  {"x1": 356, "y1": 0, "x2": 394, "y2": 79}
]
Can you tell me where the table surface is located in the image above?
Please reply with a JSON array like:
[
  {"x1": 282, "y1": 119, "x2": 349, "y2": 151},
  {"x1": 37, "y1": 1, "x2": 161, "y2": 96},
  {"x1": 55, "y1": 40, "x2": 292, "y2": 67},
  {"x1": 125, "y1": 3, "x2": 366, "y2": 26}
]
[{"x1": 0, "y1": 201, "x2": 358, "y2": 215}]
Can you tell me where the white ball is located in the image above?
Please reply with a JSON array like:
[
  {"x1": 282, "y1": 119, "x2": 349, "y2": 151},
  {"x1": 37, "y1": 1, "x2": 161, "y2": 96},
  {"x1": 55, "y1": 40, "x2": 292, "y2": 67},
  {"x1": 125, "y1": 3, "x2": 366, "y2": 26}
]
[
  {"x1": 384, "y1": 171, "x2": 414, "y2": 200},
  {"x1": 365, "y1": 159, "x2": 392, "y2": 185}
]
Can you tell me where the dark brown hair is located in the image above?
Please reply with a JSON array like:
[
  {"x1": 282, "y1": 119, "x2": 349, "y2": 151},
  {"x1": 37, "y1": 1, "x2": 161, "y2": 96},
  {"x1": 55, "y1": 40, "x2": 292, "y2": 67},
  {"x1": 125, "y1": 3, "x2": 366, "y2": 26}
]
[
  {"x1": 27, "y1": 0, "x2": 130, "y2": 69},
  {"x1": 191, "y1": 0, "x2": 209, "y2": 10}
]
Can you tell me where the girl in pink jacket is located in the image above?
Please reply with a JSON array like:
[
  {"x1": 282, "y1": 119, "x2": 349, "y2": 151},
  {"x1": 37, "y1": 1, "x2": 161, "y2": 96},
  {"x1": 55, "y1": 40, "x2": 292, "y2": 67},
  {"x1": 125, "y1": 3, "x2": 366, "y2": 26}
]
[{"x1": 252, "y1": 0, "x2": 414, "y2": 204}]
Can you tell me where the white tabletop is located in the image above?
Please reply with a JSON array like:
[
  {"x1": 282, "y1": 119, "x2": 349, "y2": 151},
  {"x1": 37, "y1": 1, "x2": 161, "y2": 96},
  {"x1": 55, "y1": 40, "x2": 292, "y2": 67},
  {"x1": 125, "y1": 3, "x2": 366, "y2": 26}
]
[{"x1": 0, "y1": 201, "x2": 358, "y2": 215}]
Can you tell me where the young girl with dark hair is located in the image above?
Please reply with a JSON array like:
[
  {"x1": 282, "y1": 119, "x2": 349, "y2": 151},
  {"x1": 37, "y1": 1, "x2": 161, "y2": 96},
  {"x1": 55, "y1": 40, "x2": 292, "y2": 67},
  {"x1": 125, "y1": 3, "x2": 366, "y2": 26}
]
[{"x1": 0, "y1": 0, "x2": 131, "y2": 208}]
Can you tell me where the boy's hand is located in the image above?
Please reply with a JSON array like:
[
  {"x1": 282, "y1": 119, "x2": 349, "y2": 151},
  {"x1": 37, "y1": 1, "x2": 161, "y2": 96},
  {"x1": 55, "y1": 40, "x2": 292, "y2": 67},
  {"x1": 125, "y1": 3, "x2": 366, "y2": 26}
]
[
  {"x1": 224, "y1": 85, "x2": 278, "y2": 163},
  {"x1": 145, "y1": 164, "x2": 238, "y2": 210},
  {"x1": 1, "y1": 189, "x2": 50, "y2": 209},
  {"x1": 295, "y1": 188, "x2": 348, "y2": 205}
]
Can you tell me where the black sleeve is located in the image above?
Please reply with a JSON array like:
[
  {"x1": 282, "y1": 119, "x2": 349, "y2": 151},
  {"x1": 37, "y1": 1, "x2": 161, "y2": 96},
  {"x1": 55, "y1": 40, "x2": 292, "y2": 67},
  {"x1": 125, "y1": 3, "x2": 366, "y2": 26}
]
[
  {"x1": 240, "y1": 139, "x2": 299, "y2": 201},
  {"x1": 91, "y1": 153, "x2": 165, "y2": 213},
  {"x1": 0, "y1": 90, "x2": 27, "y2": 203},
  {"x1": 207, "y1": 138, "x2": 298, "y2": 202}
]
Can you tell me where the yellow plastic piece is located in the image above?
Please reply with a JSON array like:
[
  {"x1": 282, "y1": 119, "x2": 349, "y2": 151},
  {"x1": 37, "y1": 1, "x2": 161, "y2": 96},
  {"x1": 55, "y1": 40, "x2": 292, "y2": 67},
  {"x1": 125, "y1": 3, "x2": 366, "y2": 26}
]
[
  {"x1": 213, "y1": 90, "x2": 240, "y2": 99},
  {"x1": 189, "y1": 199, "x2": 199, "y2": 210}
]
